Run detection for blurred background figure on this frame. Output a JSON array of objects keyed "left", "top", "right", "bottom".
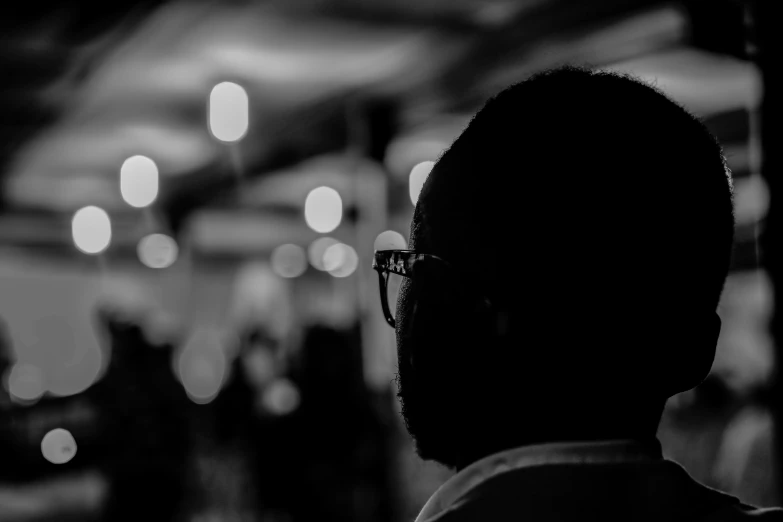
[
  {"left": 284, "top": 323, "right": 396, "bottom": 522},
  {"left": 89, "top": 303, "right": 191, "bottom": 522},
  {"left": 0, "top": 0, "right": 780, "bottom": 520},
  {"left": 208, "top": 326, "right": 293, "bottom": 522}
]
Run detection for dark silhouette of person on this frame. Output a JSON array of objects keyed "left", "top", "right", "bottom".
[
  {"left": 375, "top": 67, "right": 783, "bottom": 521},
  {"left": 283, "top": 324, "right": 396, "bottom": 522},
  {"left": 88, "top": 305, "right": 191, "bottom": 522},
  {"left": 209, "top": 327, "right": 290, "bottom": 520}
]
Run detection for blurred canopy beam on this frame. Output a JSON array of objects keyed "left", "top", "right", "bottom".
[
  {"left": 0, "top": 0, "right": 166, "bottom": 210},
  {"left": 0, "top": 0, "right": 767, "bottom": 261},
  {"left": 443, "top": 0, "right": 676, "bottom": 109}
]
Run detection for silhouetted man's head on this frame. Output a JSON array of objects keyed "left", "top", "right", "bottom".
[{"left": 395, "top": 66, "right": 734, "bottom": 470}]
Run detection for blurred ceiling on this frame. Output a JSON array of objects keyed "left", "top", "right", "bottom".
[{"left": 0, "top": 0, "right": 758, "bottom": 259}]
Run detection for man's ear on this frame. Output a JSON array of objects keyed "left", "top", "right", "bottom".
[{"left": 665, "top": 311, "right": 721, "bottom": 396}]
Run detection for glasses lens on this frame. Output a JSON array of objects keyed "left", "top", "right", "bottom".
[{"left": 385, "top": 271, "right": 404, "bottom": 323}]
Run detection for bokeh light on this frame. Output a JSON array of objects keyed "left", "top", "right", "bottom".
[
  {"left": 325, "top": 243, "right": 359, "bottom": 278},
  {"left": 322, "top": 242, "right": 347, "bottom": 272},
  {"left": 177, "top": 329, "right": 227, "bottom": 404},
  {"left": 120, "top": 155, "right": 159, "bottom": 208},
  {"left": 270, "top": 244, "right": 308, "bottom": 278},
  {"left": 41, "top": 428, "right": 77, "bottom": 464},
  {"left": 308, "top": 237, "right": 339, "bottom": 271},
  {"left": 409, "top": 161, "right": 434, "bottom": 205},
  {"left": 304, "top": 186, "right": 342, "bottom": 233},
  {"left": 262, "top": 378, "right": 300, "bottom": 415},
  {"left": 72, "top": 206, "right": 112, "bottom": 254},
  {"left": 137, "top": 233, "right": 178, "bottom": 269},
  {"left": 374, "top": 230, "right": 407, "bottom": 251},
  {"left": 734, "top": 174, "right": 770, "bottom": 225},
  {"left": 8, "top": 363, "right": 45, "bottom": 401},
  {"left": 209, "top": 82, "right": 249, "bottom": 142},
  {"left": 243, "top": 348, "right": 277, "bottom": 389}
]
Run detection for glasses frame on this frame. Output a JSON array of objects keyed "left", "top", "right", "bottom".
[{"left": 372, "top": 249, "right": 492, "bottom": 328}]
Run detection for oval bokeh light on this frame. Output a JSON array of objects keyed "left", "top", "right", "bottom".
[
  {"left": 304, "top": 187, "right": 342, "bottom": 233},
  {"left": 120, "top": 155, "right": 159, "bottom": 208},
  {"left": 137, "top": 233, "right": 178, "bottom": 269},
  {"left": 262, "top": 378, "right": 300, "bottom": 415},
  {"left": 209, "top": 82, "right": 249, "bottom": 142},
  {"left": 177, "top": 330, "right": 227, "bottom": 405},
  {"left": 72, "top": 206, "right": 111, "bottom": 255}
]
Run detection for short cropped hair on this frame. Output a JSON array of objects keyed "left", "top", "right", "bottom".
[
  {"left": 410, "top": 67, "right": 734, "bottom": 408},
  {"left": 416, "top": 66, "right": 734, "bottom": 326}
]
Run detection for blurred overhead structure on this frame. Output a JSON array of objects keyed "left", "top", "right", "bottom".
[{"left": 0, "top": 0, "right": 761, "bottom": 260}]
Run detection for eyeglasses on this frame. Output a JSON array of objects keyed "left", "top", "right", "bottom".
[
  {"left": 372, "top": 250, "right": 440, "bottom": 328},
  {"left": 372, "top": 249, "right": 492, "bottom": 328}
]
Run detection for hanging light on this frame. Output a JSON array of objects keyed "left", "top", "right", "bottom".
[
  {"left": 72, "top": 206, "right": 111, "bottom": 255},
  {"left": 120, "top": 155, "right": 159, "bottom": 208},
  {"left": 209, "top": 82, "right": 249, "bottom": 142},
  {"left": 304, "top": 186, "right": 342, "bottom": 233}
]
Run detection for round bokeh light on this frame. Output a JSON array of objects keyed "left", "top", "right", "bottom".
[
  {"left": 271, "top": 244, "right": 307, "bottom": 278},
  {"left": 137, "top": 233, "right": 178, "bottom": 269}
]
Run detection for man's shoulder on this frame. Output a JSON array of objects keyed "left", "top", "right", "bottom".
[
  {"left": 424, "top": 502, "right": 783, "bottom": 522},
  {"left": 706, "top": 506, "right": 783, "bottom": 522},
  {"left": 419, "top": 459, "right": 783, "bottom": 522}
]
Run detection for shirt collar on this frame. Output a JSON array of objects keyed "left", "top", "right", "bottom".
[{"left": 414, "top": 439, "right": 662, "bottom": 522}]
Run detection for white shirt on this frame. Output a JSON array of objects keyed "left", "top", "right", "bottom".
[{"left": 415, "top": 439, "right": 662, "bottom": 522}]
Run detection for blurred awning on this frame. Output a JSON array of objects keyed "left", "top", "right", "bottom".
[{"left": 0, "top": 0, "right": 762, "bottom": 257}]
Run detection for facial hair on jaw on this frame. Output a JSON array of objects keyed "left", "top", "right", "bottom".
[{"left": 396, "top": 329, "right": 462, "bottom": 467}]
